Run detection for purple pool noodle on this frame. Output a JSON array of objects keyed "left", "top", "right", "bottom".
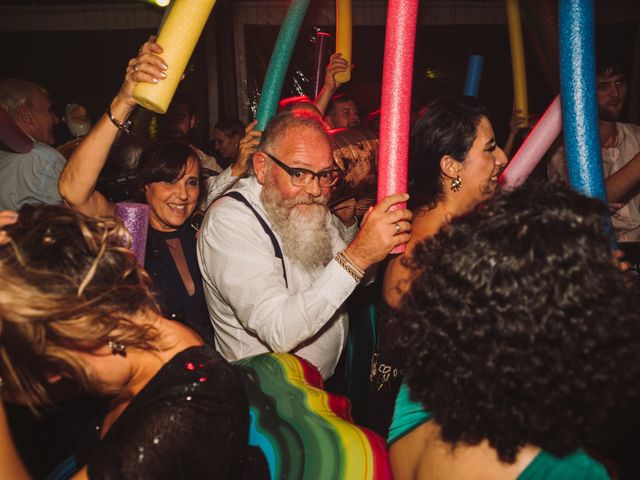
[
  {"left": 310, "top": 32, "right": 330, "bottom": 100},
  {"left": 115, "top": 202, "right": 150, "bottom": 265},
  {"left": 558, "top": 0, "right": 606, "bottom": 203},
  {"left": 499, "top": 95, "right": 562, "bottom": 189},
  {"left": 463, "top": 54, "right": 484, "bottom": 97}
]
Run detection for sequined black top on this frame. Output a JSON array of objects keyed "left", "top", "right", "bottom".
[{"left": 76, "top": 346, "right": 267, "bottom": 479}]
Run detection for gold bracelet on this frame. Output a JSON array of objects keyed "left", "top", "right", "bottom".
[{"left": 335, "top": 250, "right": 365, "bottom": 282}]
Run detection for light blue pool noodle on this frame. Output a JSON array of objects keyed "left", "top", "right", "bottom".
[
  {"left": 463, "top": 54, "right": 484, "bottom": 97},
  {"left": 558, "top": 0, "right": 606, "bottom": 202},
  {"left": 559, "top": 0, "right": 615, "bottom": 243},
  {"left": 256, "top": 0, "right": 311, "bottom": 130}
]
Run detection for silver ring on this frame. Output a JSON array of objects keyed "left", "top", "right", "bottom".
[
  {"left": 395, "top": 223, "right": 401, "bottom": 233},
  {"left": 133, "top": 64, "right": 139, "bottom": 72}
]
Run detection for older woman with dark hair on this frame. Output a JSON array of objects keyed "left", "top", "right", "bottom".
[
  {"left": 58, "top": 40, "right": 250, "bottom": 344},
  {"left": 388, "top": 181, "right": 640, "bottom": 479},
  {"left": 0, "top": 205, "right": 266, "bottom": 479}
]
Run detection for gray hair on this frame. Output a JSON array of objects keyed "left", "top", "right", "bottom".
[
  {"left": 258, "top": 110, "right": 330, "bottom": 155},
  {"left": 0, "top": 79, "right": 45, "bottom": 119}
]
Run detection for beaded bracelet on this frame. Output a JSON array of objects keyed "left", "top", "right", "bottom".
[
  {"left": 335, "top": 250, "right": 365, "bottom": 283},
  {"left": 106, "top": 106, "right": 133, "bottom": 134}
]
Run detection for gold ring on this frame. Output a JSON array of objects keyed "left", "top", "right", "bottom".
[{"left": 395, "top": 223, "right": 401, "bottom": 233}]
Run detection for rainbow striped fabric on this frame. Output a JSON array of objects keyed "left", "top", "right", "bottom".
[{"left": 234, "top": 353, "right": 391, "bottom": 479}]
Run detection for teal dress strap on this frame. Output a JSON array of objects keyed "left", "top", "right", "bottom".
[
  {"left": 387, "top": 381, "right": 432, "bottom": 446},
  {"left": 519, "top": 450, "right": 610, "bottom": 480},
  {"left": 388, "top": 384, "right": 609, "bottom": 480}
]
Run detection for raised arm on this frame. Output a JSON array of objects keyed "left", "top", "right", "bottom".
[
  {"left": 502, "top": 108, "right": 528, "bottom": 158},
  {"left": 314, "top": 53, "right": 349, "bottom": 116},
  {"left": 231, "top": 120, "right": 261, "bottom": 178},
  {"left": 58, "top": 39, "right": 167, "bottom": 217}
]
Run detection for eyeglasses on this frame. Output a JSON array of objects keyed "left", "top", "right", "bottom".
[{"left": 262, "top": 151, "right": 341, "bottom": 187}]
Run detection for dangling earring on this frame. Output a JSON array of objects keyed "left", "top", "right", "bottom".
[
  {"left": 108, "top": 340, "right": 127, "bottom": 357},
  {"left": 450, "top": 175, "right": 462, "bottom": 192}
]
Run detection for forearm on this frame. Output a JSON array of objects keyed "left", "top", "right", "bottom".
[
  {"left": 314, "top": 85, "right": 336, "bottom": 117},
  {"left": 605, "top": 151, "right": 640, "bottom": 203},
  {"left": 0, "top": 402, "right": 32, "bottom": 480},
  {"left": 58, "top": 96, "right": 133, "bottom": 215},
  {"left": 200, "top": 168, "right": 239, "bottom": 210},
  {"left": 502, "top": 131, "right": 518, "bottom": 158}
]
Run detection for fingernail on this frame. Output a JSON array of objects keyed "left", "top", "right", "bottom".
[
  {"left": 161, "top": 63, "right": 168, "bottom": 70},
  {"left": 152, "top": 78, "right": 159, "bottom": 83},
  {"left": 160, "top": 71, "right": 167, "bottom": 78}
]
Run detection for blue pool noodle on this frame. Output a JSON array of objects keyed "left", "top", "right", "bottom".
[{"left": 463, "top": 54, "right": 484, "bottom": 97}]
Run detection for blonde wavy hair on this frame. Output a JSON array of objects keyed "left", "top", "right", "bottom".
[{"left": 0, "top": 205, "right": 160, "bottom": 408}]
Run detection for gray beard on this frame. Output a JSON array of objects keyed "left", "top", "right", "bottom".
[{"left": 261, "top": 178, "right": 334, "bottom": 272}]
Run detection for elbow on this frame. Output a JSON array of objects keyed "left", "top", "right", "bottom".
[
  {"left": 259, "top": 333, "right": 296, "bottom": 354},
  {"left": 58, "top": 173, "right": 75, "bottom": 206},
  {"left": 58, "top": 174, "right": 90, "bottom": 211},
  {"left": 255, "top": 327, "right": 300, "bottom": 354},
  {"left": 268, "top": 343, "right": 291, "bottom": 354}
]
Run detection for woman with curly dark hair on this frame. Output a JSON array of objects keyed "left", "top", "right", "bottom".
[{"left": 388, "top": 181, "right": 640, "bottom": 479}]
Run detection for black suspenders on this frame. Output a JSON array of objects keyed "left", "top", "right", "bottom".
[{"left": 224, "top": 191, "right": 288, "bottom": 288}]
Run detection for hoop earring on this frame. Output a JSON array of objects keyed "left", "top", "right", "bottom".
[{"left": 450, "top": 175, "right": 462, "bottom": 192}]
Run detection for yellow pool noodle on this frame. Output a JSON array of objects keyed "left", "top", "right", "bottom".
[
  {"left": 505, "top": 0, "right": 528, "bottom": 127},
  {"left": 335, "top": 0, "right": 352, "bottom": 84},
  {"left": 133, "top": 0, "right": 217, "bottom": 114}
]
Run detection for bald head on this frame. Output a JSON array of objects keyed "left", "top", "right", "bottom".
[
  {"left": 278, "top": 96, "right": 322, "bottom": 116},
  {"left": 259, "top": 110, "right": 330, "bottom": 155}
]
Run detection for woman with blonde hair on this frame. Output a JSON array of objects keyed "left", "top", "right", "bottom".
[{"left": 0, "top": 206, "right": 265, "bottom": 479}]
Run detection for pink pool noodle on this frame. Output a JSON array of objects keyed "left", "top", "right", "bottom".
[
  {"left": 115, "top": 202, "right": 150, "bottom": 265},
  {"left": 377, "top": 0, "right": 419, "bottom": 253},
  {"left": 310, "top": 32, "right": 330, "bottom": 99},
  {"left": 499, "top": 95, "right": 562, "bottom": 190}
]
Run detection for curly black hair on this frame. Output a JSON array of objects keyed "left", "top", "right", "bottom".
[
  {"left": 397, "top": 180, "right": 640, "bottom": 463},
  {"left": 408, "top": 97, "right": 486, "bottom": 210}
]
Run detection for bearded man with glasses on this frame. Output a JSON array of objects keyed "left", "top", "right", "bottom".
[{"left": 197, "top": 110, "right": 411, "bottom": 380}]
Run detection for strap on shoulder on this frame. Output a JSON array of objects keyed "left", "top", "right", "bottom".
[{"left": 225, "top": 191, "right": 288, "bottom": 288}]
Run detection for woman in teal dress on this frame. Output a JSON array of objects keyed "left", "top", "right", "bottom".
[
  {"left": 387, "top": 181, "right": 640, "bottom": 479},
  {"left": 346, "top": 97, "right": 508, "bottom": 434}
]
